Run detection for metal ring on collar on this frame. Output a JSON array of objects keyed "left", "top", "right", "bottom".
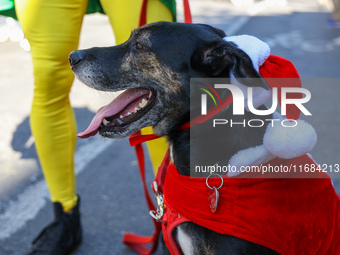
[{"left": 206, "top": 173, "right": 223, "bottom": 190}]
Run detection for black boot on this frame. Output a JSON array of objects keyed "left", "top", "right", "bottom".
[{"left": 26, "top": 196, "right": 82, "bottom": 255}]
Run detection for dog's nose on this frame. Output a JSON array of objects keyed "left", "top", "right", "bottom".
[{"left": 69, "top": 50, "right": 85, "bottom": 66}]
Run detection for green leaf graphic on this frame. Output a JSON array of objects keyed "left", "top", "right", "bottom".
[{"left": 200, "top": 88, "right": 217, "bottom": 106}]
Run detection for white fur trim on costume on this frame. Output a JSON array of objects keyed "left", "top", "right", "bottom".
[
  {"left": 228, "top": 145, "right": 275, "bottom": 177},
  {"left": 223, "top": 35, "right": 271, "bottom": 71},
  {"left": 263, "top": 119, "right": 317, "bottom": 159}
]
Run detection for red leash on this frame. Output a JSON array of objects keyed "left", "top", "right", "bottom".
[{"left": 122, "top": 132, "right": 162, "bottom": 255}]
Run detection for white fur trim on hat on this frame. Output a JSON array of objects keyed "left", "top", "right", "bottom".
[
  {"left": 223, "top": 35, "right": 272, "bottom": 109},
  {"left": 223, "top": 35, "right": 271, "bottom": 71}
]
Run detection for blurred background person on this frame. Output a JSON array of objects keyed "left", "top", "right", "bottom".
[{"left": 329, "top": 0, "right": 340, "bottom": 27}]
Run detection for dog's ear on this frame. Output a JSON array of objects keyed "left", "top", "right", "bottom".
[{"left": 191, "top": 40, "right": 268, "bottom": 89}]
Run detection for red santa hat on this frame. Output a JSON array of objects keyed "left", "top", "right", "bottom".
[
  {"left": 223, "top": 35, "right": 317, "bottom": 175},
  {"left": 224, "top": 35, "right": 302, "bottom": 120}
]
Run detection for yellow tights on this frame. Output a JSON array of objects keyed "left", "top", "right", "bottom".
[{"left": 15, "top": 0, "right": 170, "bottom": 211}]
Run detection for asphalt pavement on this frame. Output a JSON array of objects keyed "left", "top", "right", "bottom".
[{"left": 0, "top": 0, "right": 339, "bottom": 254}]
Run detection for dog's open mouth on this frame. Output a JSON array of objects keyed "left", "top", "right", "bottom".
[{"left": 78, "top": 88, "right": 156, "bottom": 138}]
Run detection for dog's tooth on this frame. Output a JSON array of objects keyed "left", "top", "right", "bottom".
[
  {"left": 128, "top": 112, "right": 131, "bottom": 115},
  {"left": 134, "top": 107, "right": 139, "bottom": 113},
  {"left": 141, "top": 98, "right": 148, "bottom": 108},
  {"left": 102, "top": 118, "right": 110, "bottom": 126},
  {"left": 120, "top": 115, "right": 124, "bottom": 119},
  {"left": 139, "top": 103, "right": 143, "bottom": 108}
]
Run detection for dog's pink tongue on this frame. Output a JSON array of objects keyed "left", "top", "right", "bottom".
[
  {"left": 77, "top": 89, "right": 150, "bottom": 138},
  {"left": 77, "top": 106, "right": 107, "bottom": 138}
]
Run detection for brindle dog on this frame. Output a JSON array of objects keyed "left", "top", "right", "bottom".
[{"left": 70, "top": 22, "right": 278, "bottom": 255}]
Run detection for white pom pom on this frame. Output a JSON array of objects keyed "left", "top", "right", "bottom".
[{"left": 263, "top": 119, "right": 317, "bottom": 159}]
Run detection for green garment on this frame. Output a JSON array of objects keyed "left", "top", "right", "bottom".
[
  {"left": 160, "top": 0, "right": 176, "bottom": 21},
  {"left": 0, "top": 0, "right": 16, "bottom": 19}
]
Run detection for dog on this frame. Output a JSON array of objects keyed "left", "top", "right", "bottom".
[{"left": 70, "top": 22, "right": 339, "bottom": 255}]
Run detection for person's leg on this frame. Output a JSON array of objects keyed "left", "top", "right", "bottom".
[
  {"left": 15, "top": 0, "right": 87, "bottom": 253},
  {"left": 99, "top": 0, "right": 142, "bottom": 45},
  {"left": 332, "top": 0, "right": 340, "bottom": 20},
  {"left": 100, "top": 0, "right": 173, "bottom": 45},
  {"left": 100, "top": 0, "right": 172, "bottom": 172},
  {"left": 145, "top": 0, "right": 173, "bottom": 24},
  {"left": 15, "top": 0, "right": 87, "bottom": 212}
]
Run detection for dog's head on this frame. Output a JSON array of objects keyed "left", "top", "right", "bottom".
[{"left": 70, "top": 21, "right": 267, "bottom": 139}]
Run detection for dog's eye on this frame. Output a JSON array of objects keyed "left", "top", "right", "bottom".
[{"left": 134, "top": 42, "right": 146, "bottom": 51}]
